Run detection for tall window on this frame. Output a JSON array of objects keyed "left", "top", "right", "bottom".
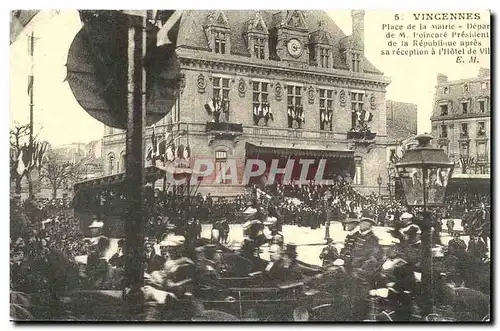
[
  {"left": 319, "top": 47, "right": 330, "bottom": 68},
  {"left": 214, "top": 31, "right": 227, "bottom": 54},
  {"left": 352, "top": 53, "right": 361, "bottom": 72},
  {"left": 120, "top": 152, "right": 126, "bottom": 172},
  {"left": 461, "top": 101, "right": 468, "bottom": 114},
  {"left": 440, "top": 104, "right": 448, "bottom": 116},
  {"left": 440, "top": 125, "right": 448, "bottom": 138},
  {"left": 215, "top": 151, "right": 229, "bottom": 184},
  {"left": 253, "top": 81, "right": 269, "bottom": 125},
  {"left": 254, "top": 37, "right": 265, "bottom": 59},
  {"left": 319, "top": 88, "right": 334, "bottom": 131},
  {"left": 287, "top": 85, "right": 303, "bottom": 128},
  {"left": 108, "top": 153, "right": 115, "bottom": 175},
  {"left": 461, "top": 123, "right": 468, "bottom": 137},
  {"left": 479, "top": 100, "right": 486, "bottom": 113},
  {"left": 351, "top": 92, "right": 364, "bottom": 128},
  {"left": 353, "top": 158, "right": 363, "bottom": 185},
  {"left": 460, "top": 143, "right": 469, "bottom": 157},
  {"left": 478, "top": 122, "right": 486, "bottom": 136},
  {"left": 213, "top": 77, "right": 230, "bottom": 122}
]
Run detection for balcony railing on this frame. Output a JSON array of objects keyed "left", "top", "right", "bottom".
[
  {"left": 205, "top": 122, "right": 243, "bottom": 133},
  {"left": 347, "top": 131, "right": 377, "bottom": 140}
]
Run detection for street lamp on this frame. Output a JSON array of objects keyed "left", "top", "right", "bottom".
[{"left": 395, "top": 133, "right": 454, "bottom": 316}]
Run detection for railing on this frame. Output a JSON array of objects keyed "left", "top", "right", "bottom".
[
  {"left": 205, "top": 122, "right": 243, "bottom": 133},
  {"left": 346, "top": 131, "right": 377, "bottom": 140}
]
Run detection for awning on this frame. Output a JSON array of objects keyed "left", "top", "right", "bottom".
[
  {"left": 74, "top": 166, "right": 166, "bottom": 191},
  {"left": 245, "top": 142, "right": 354, "bottom": 159}
]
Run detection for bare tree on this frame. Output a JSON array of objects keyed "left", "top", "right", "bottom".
[
  {"left": 40, "top": 149, "right": 87, "bottom": 199},
  {"left": 9, "top": 124, "right": 30, "bottom": 194}
]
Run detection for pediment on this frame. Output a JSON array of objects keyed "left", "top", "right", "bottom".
[
  {"left": 284, "top": 10, "right": 307, "bottom": 29},
  {"left": 247, "top": 12, "right": 269, "bottom": 34},
  {"left": 207, "top": 10, "right": 229, "bottom": 28}
]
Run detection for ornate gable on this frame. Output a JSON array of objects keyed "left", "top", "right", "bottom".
[
  {"left": 207, "top": 10, "right": 229, "bottom": 28},
  {"left": 284, "top": 10, "right": 307, "bottom": 30},
  {"left": 309, "top": 20, "right": 332, "bottom": 45},
  {"left": 204, "top": 10, "right": 231, "bottom": 54},
  {"left": 247, "top": 12, "right": 269, "bottom": 34}
]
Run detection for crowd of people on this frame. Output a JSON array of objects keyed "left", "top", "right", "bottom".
[{"left": 9, "top": 175, "right": 491, "bottom": 321}]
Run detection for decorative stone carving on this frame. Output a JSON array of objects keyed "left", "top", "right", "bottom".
[
  {"left": 197, "top": 74, "right": 207, "bottom": 93},
  {"left": 339, "top": 89, "right": 346, "bottom": 107},
  {"left": 307, "top": 86, "right": 315, "bottom": 104},
  {"left": 370, "top": 94, "right": 376, "bottom": 110},
  {"left": 238, "top": 78, "right": 246, "bottom": 97},
  {"left": 274, "top": 82, "right": 283, "bottom": 101}
]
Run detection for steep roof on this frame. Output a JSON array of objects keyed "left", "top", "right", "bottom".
[{"left": 177, "top": 10, "right": 382, "bottom": 74}]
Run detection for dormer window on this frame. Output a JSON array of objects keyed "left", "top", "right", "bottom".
[
  {"left": 319, "top": 48, "right": 330, "bottom": 68},
  {"left": 245, "top": 12, "right": 269, "bottom": 60},
  {"left": 214, "top": 31, "right": 227, "bottom": 54},
  {"left": 254, "top": 37, "right": 265, "bottom": 59},
  {"left": 443, "top": 87, "right": 449, "bottom": 94},
  {"left": 205, "top": 11, "right": 231, "bottom": 55},
  {"left": 309, "top": 21, "right": 333, "bottom": 68}
]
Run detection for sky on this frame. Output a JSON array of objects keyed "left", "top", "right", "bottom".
[{"left": 9, "top": 10, "right": 490, "bottom": 146}]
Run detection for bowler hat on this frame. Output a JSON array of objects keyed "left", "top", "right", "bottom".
[
  {"left": 359, "top": 210, "right": 376, "bottom": 224},
  {"left": 326, "top": 238, "right": 333, "bottom": 244},
  {"left": 284, "top": 243, "right": 298, "bottom": 257},
  {"left": 343, "top": 212, "right": 360, "bottom": 224}
]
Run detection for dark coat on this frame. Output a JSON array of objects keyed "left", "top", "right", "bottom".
[
  {"left": 319, "top": 245, "right": 339, "bottom": 267},
  {"left": 144, "top": 253, "right": 165, "bottom": 274},
  {"left": 350, "top": 231, "right": 384, "bottom": 281},
  {"left": 340, "top": 231, "right": 362, "bottom": 265}
]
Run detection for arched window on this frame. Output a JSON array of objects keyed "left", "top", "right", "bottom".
[
  {"left": 108, "top": 152, "right": 116, "bottom": 175},
  {"left": 215, "top": 150, "right": 228, "bottom": 184},
  {"left": 120, "top": 152, "right": 126, "bottom": 172}
]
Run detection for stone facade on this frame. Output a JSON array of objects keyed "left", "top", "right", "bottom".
[
  {"left": 430, "top": 68, "right": 490, "bottom": 173},
  {"left": 101, "top": 10, "right": 391, "bottom": 197}
]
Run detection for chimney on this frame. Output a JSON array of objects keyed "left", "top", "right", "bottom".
[
  {"left": 478, "top": 67, "right": 490, "bottom": 78},
  {"left": 437, "top": 73, "right": 448, "bottom": 84},
  {"left": 351, "top": 10, "right": 365, "bottom": 48}
]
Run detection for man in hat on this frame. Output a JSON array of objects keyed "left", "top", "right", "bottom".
[
  {"left": 447, "top": 232, "right": 467, "bottom": 286},
  {"left": 146, "top": 235, "right": 195, "bottom": 298},
  {"left": 350, "top": 211, "right": 384, "bottom": 283},
  {"left": 337, "top": 212, "right": 361, "bottom": 271},
  {"left": 265, "top": 243, "right": 303, "bottom": 282},
  {"left": 319, "top": 238, "right": 339, "bottom": 268}
]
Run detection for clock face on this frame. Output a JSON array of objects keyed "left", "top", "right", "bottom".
[{"left": 287, "top": 38, "right": 303, "bottom": 58}]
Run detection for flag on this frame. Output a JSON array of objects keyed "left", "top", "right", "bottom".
[
  {"left": 205, "top": 99, "right": 215, "bottom": 115},
  {"left": 253, "top": 105, "right": 258, "bottom": 115},
  {"left": 156, "top": 10, "right": 183, "bottom": 47},
  {"left": 27, "top": 34, "right": 35, "bottom": 57},
  {"left": 183, "top": 146, "right": 191, "bottom": 160},
  {"left": 357, "top": 109, "right": 373, "bottom": 122},
  {"left": 27, "top": 75, "right": 34, "bottom": 97}
]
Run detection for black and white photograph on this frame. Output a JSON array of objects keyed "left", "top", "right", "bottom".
[{"left": 9, "top": 9, "right": 491, "bottom": 322}]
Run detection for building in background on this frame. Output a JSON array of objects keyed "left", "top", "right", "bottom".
[
  {"left": 430, "top": 68, "right": 490, "bottom": 175},
  {"left": 101, "top": 10, "right": 391, "bottom": 197},
  {"left": 385, "top": 100, "right": 418, "bottom": 197}
]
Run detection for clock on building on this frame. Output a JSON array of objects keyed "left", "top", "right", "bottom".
[{"left": 287, "top": 38, "right": 303, "bottom": 58}]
